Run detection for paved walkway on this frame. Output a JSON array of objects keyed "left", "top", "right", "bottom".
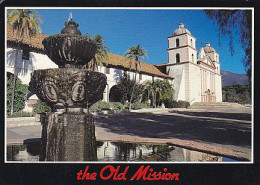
[{"left": 6, "top": 107, "right": 252, "bottom": 161}]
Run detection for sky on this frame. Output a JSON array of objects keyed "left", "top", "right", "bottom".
[{"left": 35, "top": 8, "right": 248, "bottom": 74}]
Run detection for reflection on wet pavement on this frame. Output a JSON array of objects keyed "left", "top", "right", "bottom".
[{"left": 7, "top": 141, "right": 236, "bottom": 162}]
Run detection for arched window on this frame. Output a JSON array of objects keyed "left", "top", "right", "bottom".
[
  {"left": 176, "top": 53, "right": 180, "bottom": 63},
  {"left": 191, "top": 39, "right": 193, "bottom": 47},
  {"left": 192, "top": 54, "right": 194, "bottom": 62},
  {"left": 216, "top": 55, "right": 218, "bottom": 62},
  {"left": 176, "top": 39, "right": 179, "bottom": 47}
]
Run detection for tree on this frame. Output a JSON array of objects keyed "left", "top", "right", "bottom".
[
  {"left": 222, "top": 85, "right": 251, "bottom": 104},
  {"left": 7, "top": 9, "right": 42, "bottom": 114},
  {"left": 204, "top": 10, "right": 252, "bottom": 80},
  {"left": 144, "top": 80, "right": 156, "bottom": 107},
  {"left": 144, "top": 79, "right": 174, "bottom": 107},
  {"left": 87, "top": 34, "right": 109, "bottom": 71},
  {"left": 158, "top": 79, "right": 174, "bottom": 104},
  {"left": 116, "top": 74, "right": 144, "bottom": 104},
  {"left": 124, "top": 45, "right": 147, "bottom": 110}
]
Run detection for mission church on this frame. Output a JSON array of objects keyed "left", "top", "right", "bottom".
[
  {"left": 157, "top": 23, "right": 222, "bottom": 104},
  {"left": 6, "top": 23, "right": 222, "bottom": 112}
]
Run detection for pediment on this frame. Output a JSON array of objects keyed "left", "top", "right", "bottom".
[{"left": 198, "top": 56, "right": 216, "bottom": 69}]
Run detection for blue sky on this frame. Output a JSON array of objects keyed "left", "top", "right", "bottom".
[{"left": 36, "top": 9, "right": 247, "bottom": 74}]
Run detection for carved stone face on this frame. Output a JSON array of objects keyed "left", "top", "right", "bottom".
[
  {"left": 29, "top": 68, "right": 107, "bottom": 111},
  {"left": 71, "top": 82, "right": 86, "bottom": 102}
]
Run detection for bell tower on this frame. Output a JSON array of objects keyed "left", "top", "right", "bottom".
[{"left": 167, "top": 23, "right": 197, "bottom": 64}]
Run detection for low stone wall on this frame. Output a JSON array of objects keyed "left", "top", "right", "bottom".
[{"left": 6, "top": 117, "right": 41, "bottom": 128}]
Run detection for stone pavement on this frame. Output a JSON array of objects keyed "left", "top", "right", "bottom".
[{"left": 6, "top": 107, "right": 252, "bottom": 161}]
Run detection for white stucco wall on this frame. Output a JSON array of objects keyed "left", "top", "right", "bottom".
[
  {"left": 7, "top": 47, "right": 173, "bottom": 111},
  {"left": 188, "top": 35, "right": 196, "bottom": 48},
  {"left": 100, "top": 66, "right": 173, "bottom": 102},
  {"left": 6, "top": 48, "right": 58, "bottom": 85},
  {"left": 214, "top": 61, "right": 220, "bottom": 74},
  {"left": 167, "top": 61, "right": 222, "bottom": 104},
  {"left": 187, "top": 49, "right": 197, "bottom": 64},
  {"left": 6, "top": 47, "right": 58, "bottom": 112},
  {"left": 188, "top": 63, "right": 201, "bottom": 103},
  {"left": 168, "top": 47, "right": 189, "bottom": 64},
  {"left": 167, "top": 64, "right": 187, "bottom": 101},
  {"left": 168, "top": 34, "right": 195, "bottom": 48}
]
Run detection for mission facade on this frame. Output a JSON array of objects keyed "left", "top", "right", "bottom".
[{"left": 158, "top": 23, "right": 222, "bottom": 103}]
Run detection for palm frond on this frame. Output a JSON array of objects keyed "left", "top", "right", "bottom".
[
  {"left": 124, "top": 44, "right": 147, "bottom": 71},
  {"left": 87, "top": 34, "right": 109, "bottom": 71},
  {"left": 7, "top": 9, "right": 43, "bottom": 42}
]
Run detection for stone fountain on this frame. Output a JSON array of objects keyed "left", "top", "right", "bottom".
[{"left": 29, "top": 14, "right": 107, "bottom": 161}]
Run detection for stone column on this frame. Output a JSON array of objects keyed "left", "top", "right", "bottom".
[{"left": 39, "top": 112, "right": 97, "bottom": 161}]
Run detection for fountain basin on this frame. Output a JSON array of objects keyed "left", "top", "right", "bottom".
[
  {"left": 42, "top": 34, "right": 97, "bottom": 67},
  {"left": 29, "top": 68, "right": 107, "bottom": 111}
]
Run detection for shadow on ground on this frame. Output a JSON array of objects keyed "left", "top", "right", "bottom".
[{"left": 96, "top": 112, "right": 251, "bottom": 148}]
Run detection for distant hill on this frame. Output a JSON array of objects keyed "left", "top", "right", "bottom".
[{"left": 221, "top": 70, "right": 249, "bottom": 87}]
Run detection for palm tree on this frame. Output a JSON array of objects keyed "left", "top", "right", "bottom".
[
  {"left": 156, "top": 79, "right": 174, "bottom": 107},
  {"left": 144, "top": 80, "right": 155, "bottom": 107},
  {"left": 124, "top": 45, "right": 147, "bottom": 110},
  {"left": 145, "top": 80, "right": 161, "bottom": 108},
  {"left": 7, "top": 9, "right": 42, "bottom": 114},
  {"left": 145, "top": 79, "right": 174, "bottom": 107},
  {"left": 87, "top": 34, "right": 109, "bottom": 71}
]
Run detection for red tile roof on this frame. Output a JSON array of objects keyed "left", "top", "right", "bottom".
[
  {"left": 105, "top": 53, "right": 173, "bottom": 79},
  {"left": 7, "top": 26, "right": 173, "bottom": 79},
  {"left": 7, "top": 26, "right": 47, "bottom": 50}
]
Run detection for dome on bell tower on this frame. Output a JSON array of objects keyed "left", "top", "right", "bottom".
[
  {"left": 203, "top": 43, "right": 216, "bottom": 53},
  {"left": 173, "top": 23, "right": 191, "bottom": 36}
]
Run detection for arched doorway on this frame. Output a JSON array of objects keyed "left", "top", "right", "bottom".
[{"left": 109, "top": 85, "right": 121, "bottom": 102}]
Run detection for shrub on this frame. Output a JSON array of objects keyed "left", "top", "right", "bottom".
[
  {"left": 33, "top": 99, "right": 51, "bottom": 114},
  {"left": 164, "top": 99, "right": 178, "bottom": 108},
  {"left": 89, "top": 101, "right": 111, "bottom": 112},
  {"left": 7, "top": 111, "right": 36, "bottom": 118},
  {"left": 164, "top": 99, "right": 190, "bottom": 108},
  {"left": 131, "top": 103, "right": 149, "bottom": 110},
  {"left": 7, "top": 74, "right": 28, "bottom": 114},
  {"left": 177, "top": 100, "right": 190, "bottom": 108},
  {"left": 111, "top": 102, "right": 124, "bottom": 110}
]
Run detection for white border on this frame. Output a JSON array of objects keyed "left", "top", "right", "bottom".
[{"left": 4, "top": 7, "right": 254, "bottom": 164}]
